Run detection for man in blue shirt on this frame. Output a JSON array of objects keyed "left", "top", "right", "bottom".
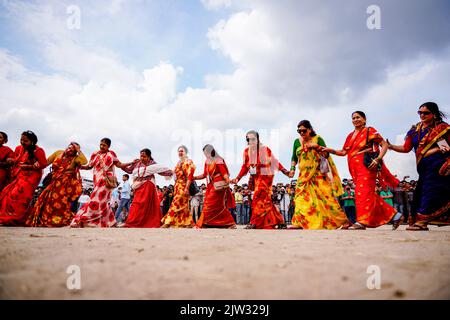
[{"left": 115, "top": 174, "right": 131, "bottom": 223}]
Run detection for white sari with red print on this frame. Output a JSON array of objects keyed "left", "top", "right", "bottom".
[{"left": 70, "top": 150, "right": 118, "bottom": 228}]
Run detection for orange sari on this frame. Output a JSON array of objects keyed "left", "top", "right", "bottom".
[
  {"left": 196, "top": 159, "right": 236, "bottom": 228},
  {"left": 236, "top": 145, "right": 286, "bottom": 229},
  {"left": 343, "top": 127, "right": 399, "bottom": 227},
  {"left": 161, "top": 159, "right": 195, "bottom": 228},
  {"left": 26, "top": 150, "right": 85, "bottom": 227}
]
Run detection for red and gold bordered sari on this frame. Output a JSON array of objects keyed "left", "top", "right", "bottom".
[
  {"left": 404, "top": 122, "right": 450, "bottom": 225},
  {"left": 237, "top": 145, "right": 286, "bottom": 229},
  {"left": 0, "top": 145, "right": 47, "bottom": 226},
  {"left": 343, "top": 127, "right": 399, "bottom": 227},
  {"left": 196, "top": 159, "right": 236, "bottom": 228},
  {"left": 161, "top": 158, "right": 196, "bottom": 228},
  {"left": 70, "top": 150, "right": 118, "bottom": 228},
  {"left": 0, "top": 145, "right": 13, "bottom": 193},
  {"left": 26, "top": 150, "right": 86, "bottom": 227}
]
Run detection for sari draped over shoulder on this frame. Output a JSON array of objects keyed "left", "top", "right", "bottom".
[
  {"left": 70, "top": 150, "right": 118, "bottom": 228},
  {"left": 236, "top": 145, "right": 286, "bottom": 229},
  {"left": 291, "top": 136, "right": 348, "bottom": 229},
  {"left": 0, "top": 145, "right": 47, "bottom": 225},
  {"left": 0, "top": 145, "right": 14, "bottom": 193},
  {"left": 161, "top": 158, "right": 196, "bottom": 228},
  {"left": 343, "top": 127, "right": 399, "bottom": 227},
  {"left": 404, "top": 122, "right": 450, "bottom": 225},
  {"left": 26, "top": 150, "right": 86, "bottom": 227},
  {"left": 196, "top": 158, "right": 236, "bottom": 228},
  {"left": 123, "top": 160, "right": 172, "bottom": 228}
]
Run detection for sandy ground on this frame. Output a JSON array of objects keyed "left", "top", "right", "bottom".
[{"left": 1, "top": 225, "right": 449, "bottom": 300}]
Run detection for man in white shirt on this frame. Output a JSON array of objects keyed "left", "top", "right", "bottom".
[{"left": 115, "top": 174, "right": 131, "bottom": 222}]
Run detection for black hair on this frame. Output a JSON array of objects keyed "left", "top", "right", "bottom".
[
  {"left": 419, "top": 102, "right": 447, "bottom": 122},
  {"left": 352, "top": 111, "right": 367, "bottom": 120},
  {"left": 100, "top": 138, "right": 111, "bottom": 147},
  {"left": 21, "top": 130, "right": 38, "bottom": 161},
  {"left": 140, "top": 148, "right": 154, "bottom": 160},
  {"left": 246, "top": 130, "right": 260, "bottom": 164},
  {"left": 297, "top": 120, "right": 317, "bottom": 137},
  {"left": 0, "top": 131, "right": 8, "bottom": 143},
  {"left": 202, "top": 144, "right": 216, "bottom": 158},
  {"left": 123, "top": 174, "right": 129, "bottom": 179}
]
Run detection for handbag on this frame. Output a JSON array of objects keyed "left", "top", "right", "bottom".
[
  {"left": 189, "top": 180, "right": 200, "bottom": 196},
  {"left": 213, "top": 180, "right": 229, "bottom": 191},
  {"left": 319, "top": 155, "right": 330, "bottom": 174},
  {"left": 105, "top": 175, "right": 119, "bottom": 189},
  {"left": 363, "top": 127, "right": 383, "bottom": 171}
]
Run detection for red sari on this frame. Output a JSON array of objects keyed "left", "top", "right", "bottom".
[
  {"left": 236, "top": 145, "right": 286, "bottom": 229},
  {"left": 343, "top": 127, "right": 399, "bottom": 227},
  {"left": 196, "top": 159, "right": 236, "bottom": 228},
  {"left": 0, "top": 145, "right": 47, "bottom": 226},
  {"left": 0, "top": 145, "right": 13, "bottom": 193},
  {"left": 123, "top": 160, "right": 172, "bottom": 228}
]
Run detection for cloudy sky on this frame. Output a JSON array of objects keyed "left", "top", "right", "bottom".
[{"left": 1, "top": 0, "right": 449, "bottom": 185}]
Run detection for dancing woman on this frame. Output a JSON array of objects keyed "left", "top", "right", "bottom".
[
  {"left": 70, "top": 138, "right": 124, "bottom": 228},
  {"left": 322, "top": 111, "right": 402, "bottom": 230},
  {"left": 194, "top": 144, "right": 236, "bottom": 228},
  {"left": 161, "top": 146, "right": 196, "bottom": 228},
  {"left": 120, "top": 148, "right": 173, "bottom": 228},
  {"left": 231, "top": 130, "right": 290, "bottom": 229},
  {"left": 0, "top": 131, "right": 47, "bottom": 226},
  {"left": 26, "top": 142, "right": 87, "bottom": 227},
  {"left": 289, "top": 120, "right": 349, "bottom": 229},
  {"left": 0, "top": 132, "right": 13, "bottom": 193},
  {"left": 388, "top": 102, "right": 449, "bottom": 230}
]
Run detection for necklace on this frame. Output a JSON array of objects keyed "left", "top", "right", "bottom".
[{"left": 136, "top": 161, "right": 149, "bottom": 178}]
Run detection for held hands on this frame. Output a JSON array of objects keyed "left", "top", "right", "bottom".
[
  {"left": 230, "top": 178, "right": 238, "bottom": 184},
  {"left": 288, "top": 170, "right": 295, "bottom": 179},
  {"left": 386, "top": 139, "right": 393, "bottom": 150}
]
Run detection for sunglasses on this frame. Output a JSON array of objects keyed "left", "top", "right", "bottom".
[
  {"left": 418, "top": 111, "right": 431, "bottom": 116},
  {"left": 246, "top": 137, "right": 257, "bottom": 142},
  {"left": 297, "top": 129, "right": 308, "bottom": 134}
]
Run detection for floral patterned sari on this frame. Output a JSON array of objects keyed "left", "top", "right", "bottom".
[
  {"left": 26, "top": 150, "right": 86, "bottom": 227},
  {"left": 161, "top": 158, "right": 196, "bottom": 228},
  {"left": 292, "top": 135, "right": 348, "bottom": 229},
  {"left": 236, "top": 145, "right": 286, "bottom": 229},
  {"left": 70, "top": 150, "right": 118, "bottom": 228}
]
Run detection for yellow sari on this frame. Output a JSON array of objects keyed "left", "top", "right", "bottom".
[{"left": 292, "top": 135, "right": 348, "bottom": 229}]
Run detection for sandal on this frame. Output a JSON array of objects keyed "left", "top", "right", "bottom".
[
  {"left": 392, "top": 216, "right": 404, "bottom": 230},
  {"left": 406, "top": 224, "right": 429, "bottom": 231},
  {"left": 244, "top": 224, "right": 256, "bottom": 229},
  {"left": 277, "top": 224, "right": 287, "bottom": 229},
  {"left": 348, "top": 222, "right": 366, "bottom": 230}
]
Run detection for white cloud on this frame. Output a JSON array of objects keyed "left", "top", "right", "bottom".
[{"left": 1, "top": 0, "right": 449, "bottom": 186}]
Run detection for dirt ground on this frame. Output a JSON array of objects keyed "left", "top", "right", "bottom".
[{"left": 1, "top": 225, "right": 449, "bottom": 300}]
